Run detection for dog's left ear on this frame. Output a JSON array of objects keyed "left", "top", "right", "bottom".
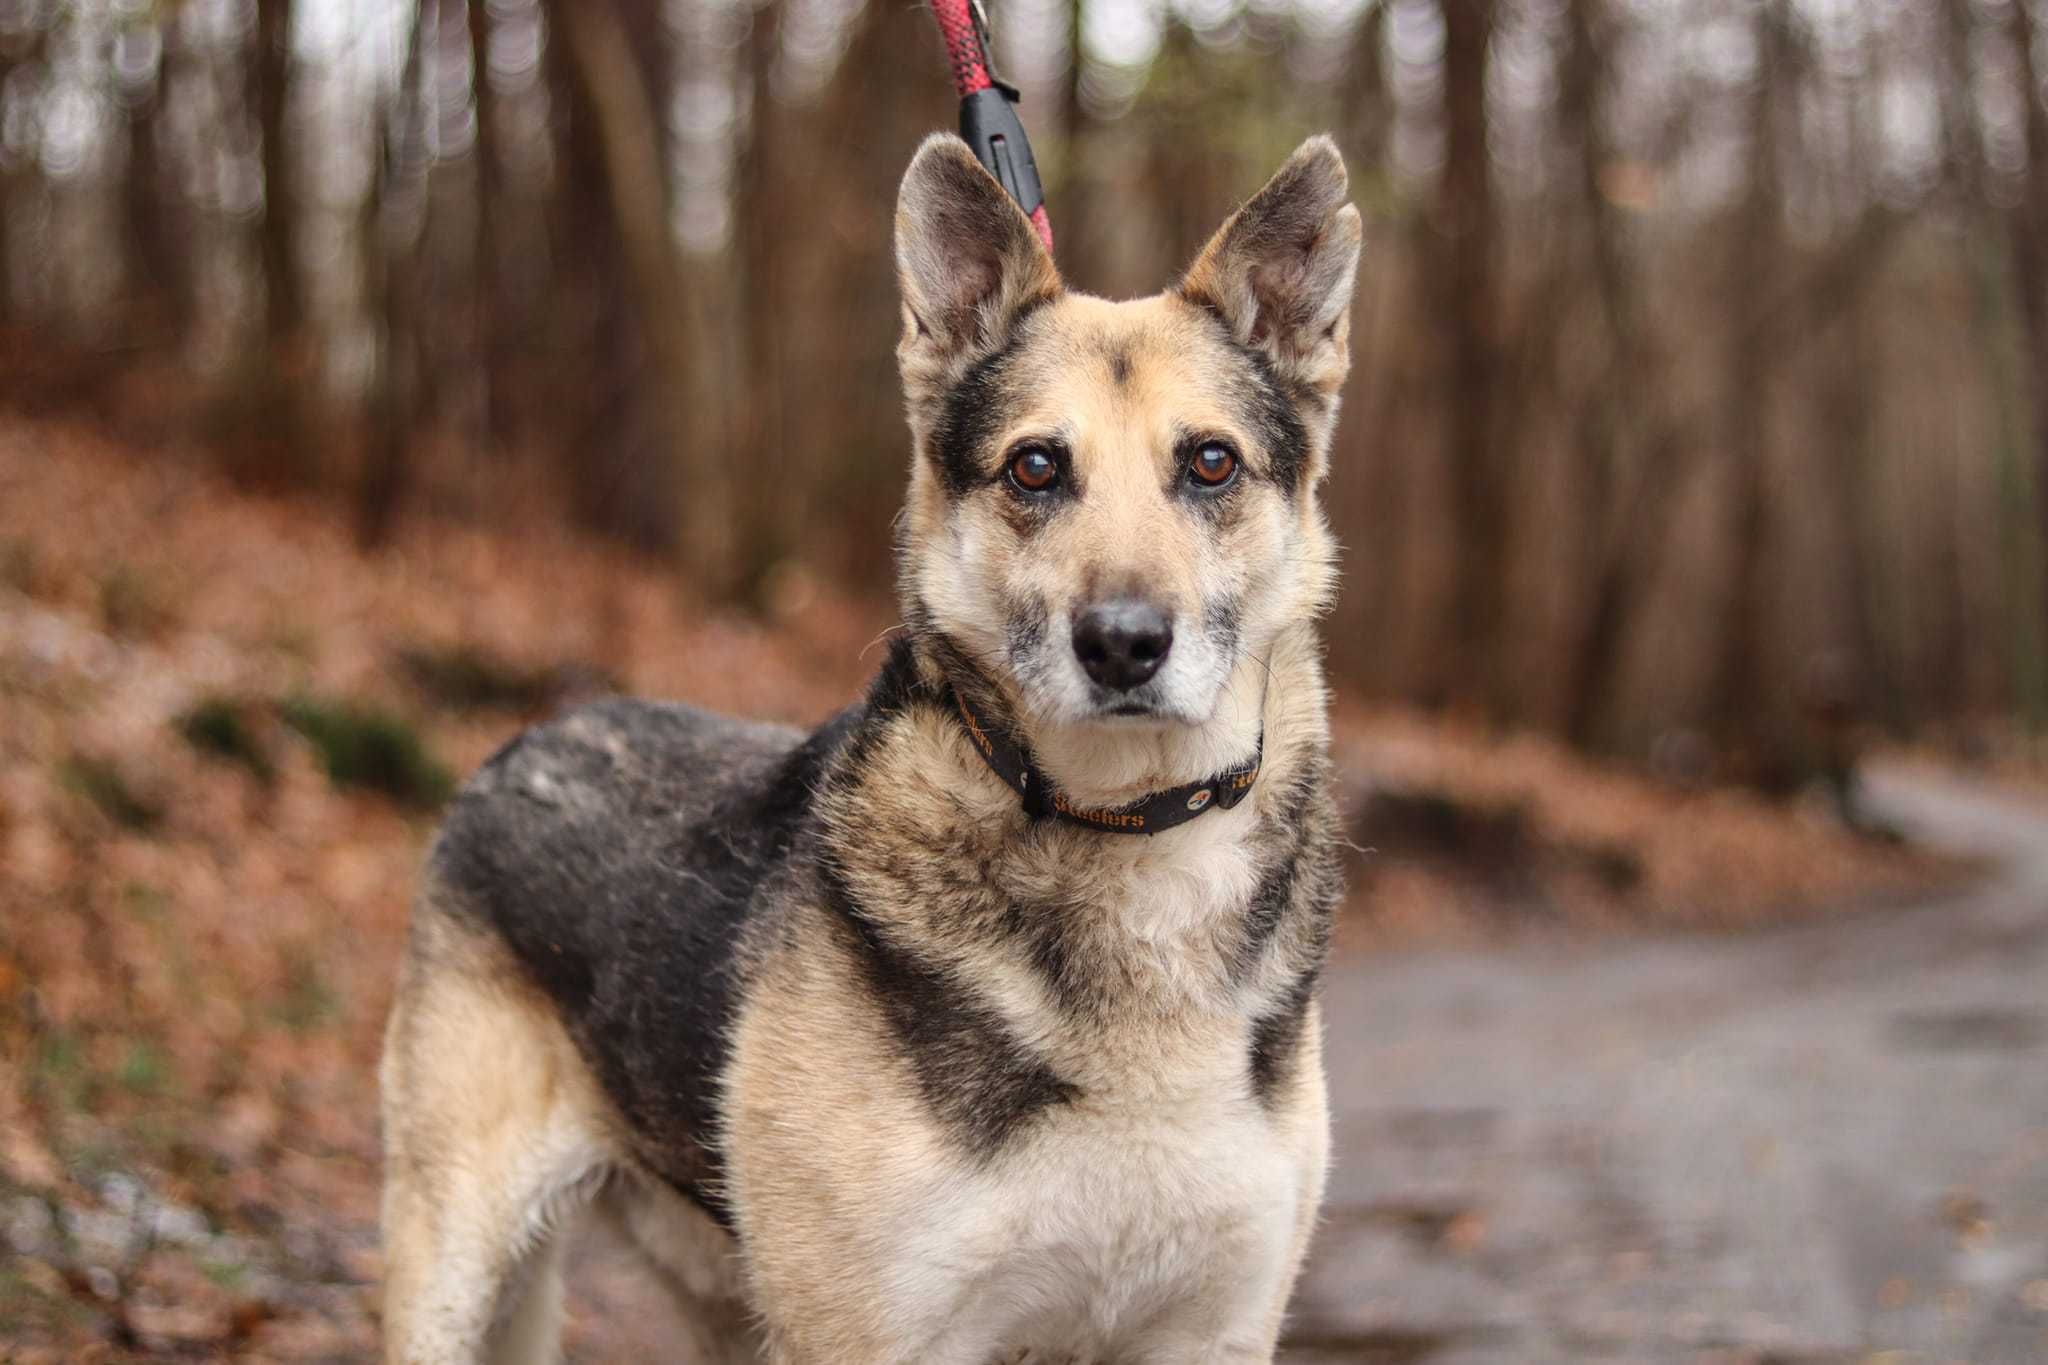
[
  {"left": 895, "top": 134, "right": 1062, "bottom": 383},
  {"left": 1179, "top": 135, "right": 1362, "bottom": 397}
]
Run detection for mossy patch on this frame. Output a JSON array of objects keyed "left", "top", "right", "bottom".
[
  {"left": 116, "top": 1040, "right": 171, "bottom": 1097},
  {"left": 58, "top": 756, "right": 164, "bottom": 832},
  {"left": 280, "top": 696, "right": 453, "bottom": 809},
  {"left": 394, "top": 641, "right": 611, "bottom": 714},
  {"left": 175, "top": 696, "right": 275, "bottom": 781},
  {"left": 270, "top": 950, "right": 339, "bottom": 1035}
]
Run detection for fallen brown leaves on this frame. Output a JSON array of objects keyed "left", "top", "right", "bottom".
[{"left": 1333, "top": 707, "right": 1969, "bottom": 949}]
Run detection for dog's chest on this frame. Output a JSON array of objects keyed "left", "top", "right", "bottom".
[
  {"left": 934, "top": 830, "right": 1297, "bottom": 1338},
  {"left": 909, "top": 1073, "right": 1302, "bottom": 1357}
]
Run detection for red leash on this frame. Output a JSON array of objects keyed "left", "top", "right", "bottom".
[{"left": 927, "top": 0, "right": 1053, "bottom": 253}]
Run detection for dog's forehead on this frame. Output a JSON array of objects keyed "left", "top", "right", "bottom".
[{"left": 1008, "top": 293, "right": 1241, "bottom": 403}]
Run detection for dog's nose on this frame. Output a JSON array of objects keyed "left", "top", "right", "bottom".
[{"left": 1072, "top": 600, "right": 1174, "bottom": 690}]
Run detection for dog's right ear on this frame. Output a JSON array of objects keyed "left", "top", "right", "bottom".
[{"left": 895, "top": 134, "right": 1061, "bottom": 385}]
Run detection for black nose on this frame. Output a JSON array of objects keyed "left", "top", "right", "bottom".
[{"left": 1072, "top": 600, "right": 1174, "bottom": 690}]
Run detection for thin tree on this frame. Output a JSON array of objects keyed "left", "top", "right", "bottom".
[
  {"left": 548, "top": 0, "right": 706, "bottom": 554},
  {"left": 1707, "top": 0, "right": 1792, "bottom": 779},
  {"left": 358, "top": 2, "right": 433, "bottom": 548},
  {"left": 2012, "top": 0, "right": 2048, "bottom": 715},
  {"left": 1433, "top": 0, "right": 1504, "bottom": 713}
]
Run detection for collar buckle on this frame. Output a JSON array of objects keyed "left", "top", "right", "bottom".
[{"left": 1214, "top": 761, "right": 1259, "bottom": 811}]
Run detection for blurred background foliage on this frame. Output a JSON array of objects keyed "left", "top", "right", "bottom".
[{"left": 3, "top": 0, "right": 2046, "bottom": 785}]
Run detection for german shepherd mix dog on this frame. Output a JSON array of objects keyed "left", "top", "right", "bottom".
[{"left": 380, "top": 132, "right": 1361, "bottom": 1364}]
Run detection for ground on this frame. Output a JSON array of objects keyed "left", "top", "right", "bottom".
[
  {"left": 1291, "top": 766, "right": 2048, "bottom": 1363},
  {"left": 0, "top": 416, "right": 2023, "bottom": 1362}
]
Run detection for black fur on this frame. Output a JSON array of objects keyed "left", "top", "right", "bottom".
[
  {"left": 1108, "top": 346, "right": 1133, "bottom": 386},
  {"left": 929, "top": 306, "right": 1047, "bottom": 496},
  {"left": 820, "top": 859, "right": 1079, "bottom": 1156},
  {"left": 831, "top": 634, "right": 927, "bottom": 776},
  {"left": 1202, "top": 595, "right": 1243, "bottom": 662},
  {"left": 431, "top": 699, "right": 830, "bottom": 1227},
  {"left": 1231, "top": 762, "right": 1329, "bottom": 979},
  {"left": 1005, "top": 597, "right": 1050, "bottom": 672},
  {"left": 1236, "top": 841, "right": 1301, "bottom": 986},
  {"left": 932, "top": 345, "right": 1014, "bottom": 495},
  {"left": 1247, "top": 967, "right": 1319, "bottom": 1108},
  {"left": 1229, "top": 340, "right": 1312, "bottom": 493},
  {"left": 1179, "top": 298, "right": 1314, "bottom": 493},
  {"left": 1000, "top": 894, "right": 1093, "bottom": 1017}
]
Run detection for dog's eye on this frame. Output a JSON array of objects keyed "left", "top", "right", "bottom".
[
  {"left": 1187, "top": 442, "right": 1238, "bottom": 489},
  {"left": 1009, "top": 447, "right": 1060, "bottom": 494}
]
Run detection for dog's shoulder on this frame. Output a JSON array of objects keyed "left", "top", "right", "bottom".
[{"left": 418, "top": 696, "right": 851, "bottom": 1217}]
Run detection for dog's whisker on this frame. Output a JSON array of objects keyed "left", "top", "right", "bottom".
[{"left": 859, "top": 622, "right": 908, "bottom": 663}]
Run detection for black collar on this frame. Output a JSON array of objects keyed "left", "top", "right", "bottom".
[{"left": 947, "top": 684, "right": 1261, "bottom": 835}]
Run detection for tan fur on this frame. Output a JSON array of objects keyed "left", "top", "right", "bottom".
[
  {"left": 381, "top": 132, "right": 1361, "bottom": 1364},
  {"left": 381, "top": 908, "right": 750, "bottom": 1364}
]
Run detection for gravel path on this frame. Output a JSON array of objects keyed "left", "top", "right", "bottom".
[{"left": 1287, "top": 765, "right": 2048, "bottom": 1363}]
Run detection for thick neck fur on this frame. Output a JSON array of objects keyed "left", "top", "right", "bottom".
[{"left": 812, "top": 623, "right": 1340, "bottom": 1098}]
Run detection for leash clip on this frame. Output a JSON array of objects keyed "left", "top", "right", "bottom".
[{"left": 958, "top": 4, "right": 1042, "bottom": 218}]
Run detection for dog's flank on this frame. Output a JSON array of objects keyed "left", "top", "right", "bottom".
[{"left": 382, "top": 130, "right": 1360, "bottom": 1365}]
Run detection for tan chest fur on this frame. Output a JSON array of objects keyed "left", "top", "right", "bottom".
[{"left": 728, "top": 932, "right": 1327, "bottom": 1364}]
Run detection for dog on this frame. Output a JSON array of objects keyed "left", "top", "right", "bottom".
[{"left": 379, "top": 130, "right": 1361, "bottom": 1364}]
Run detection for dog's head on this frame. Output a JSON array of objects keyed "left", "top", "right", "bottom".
[{"left": 893, "top": 134, "right": 1359, "bottom": 783}]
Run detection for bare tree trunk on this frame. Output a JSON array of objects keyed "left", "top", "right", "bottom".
[
  {"left": 1932, "top": 0, "right": 2000, "bottom": 718},
  {"left": 468, "top": 0, "right": 512, "bottom": 455},
  {"left": 1707, "top": 1, "right": 1790, "bottom": 781},
  {"left": 1058, "top": 0, "right": 1097, "bottom": 282},
  {"left": 807, "top": 0, "right": 952, "bottom": 580},
  {"left": 728, "top": 0, "right": 790, "bottom": 602},
  {"left": 2013, "top": 0, "right": 2048, "bottom": 716},
  {"left": 1433, "top": 0, "right": 1504, "bottom": 714},
  {"left": 1339, "top": 3, "right": 1389, "bottom": 176},
  {"left": 214, "top": 0, "right": 307, "bottom": 487},
  {"left": 1936, "top": 0, "right": 2043, "bottom": 716},
  {"left": 0, "top": 29, "right": 25, "bottom": 324},
  {"left": 1824, "top": 53, "right": 1899, "bottom": 734},
  {"left": 122, "top": 23, "right": 187, "bottom": 338},
  {"left": 255, "top": 0, "right": 297, "bottom": 337},
  {"left": 547, "top": 0, "right": 707, "bottom": 560},
  {"left": 358, "top": 9, "right": 431, "bottom": 549},
  {"left": 1558, "top": 0, "right": 1641, "bottom": 748}
]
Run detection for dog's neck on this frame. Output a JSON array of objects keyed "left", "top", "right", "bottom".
[
  {"left": 820, "top": 624, "right": 1337, "bottom": 1041},
  {"left": 906, "top": 623, "right": 1317, "bottom": 818}
]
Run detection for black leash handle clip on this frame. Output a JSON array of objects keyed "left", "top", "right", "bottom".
[{"left": 958, "top": 0, "right": 1044, "bottom": 218}]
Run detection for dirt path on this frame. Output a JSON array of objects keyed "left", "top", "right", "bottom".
[{"left": 1288, "top": 765, "right": 2048, "bottom": 1363}]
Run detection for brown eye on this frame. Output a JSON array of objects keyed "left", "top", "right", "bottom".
[
  {"left": 1188, "top": 442, "right": 1238, "bottom": 488},
  {"left": 1009, "top": 446, "right": 1060, "bottom": 493}
]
